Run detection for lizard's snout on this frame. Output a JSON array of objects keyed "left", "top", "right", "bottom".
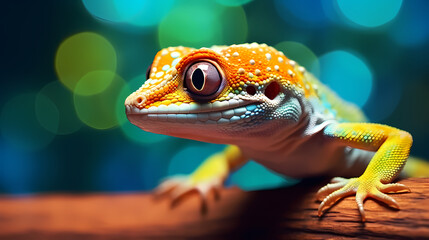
[{"left": 125, "top": 92, "right": 146, "bottom": 109}]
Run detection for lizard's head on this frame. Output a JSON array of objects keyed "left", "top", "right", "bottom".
[{"left": 125, "top": 43, "right": 315, "bottom": 145}]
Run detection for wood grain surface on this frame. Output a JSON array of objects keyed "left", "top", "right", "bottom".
[{"left": 0, "top": 178, "right": 428, "bottom": 239}]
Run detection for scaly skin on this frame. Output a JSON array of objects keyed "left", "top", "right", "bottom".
[{"left": 125, "top": 43, "right": 416, "bottom": 221}]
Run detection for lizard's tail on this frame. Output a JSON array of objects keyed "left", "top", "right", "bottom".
[{"left": 403, "top": 157, "right": 429, "bottom": 177}]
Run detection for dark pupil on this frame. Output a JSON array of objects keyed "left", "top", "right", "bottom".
[{"left": 192, "top": 68, "right": 205, "bottom": 90}]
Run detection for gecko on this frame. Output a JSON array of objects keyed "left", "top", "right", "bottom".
[{"left": 125, "top": 43, "right": 427, "bottom": 221}]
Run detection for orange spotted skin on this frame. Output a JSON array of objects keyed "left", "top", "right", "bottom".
[
  {"left": 125, "top": 43, "right": 316, "bottom": 110},
  {"left": 125, "top": 43, "right": 420, "bottom": 222}
]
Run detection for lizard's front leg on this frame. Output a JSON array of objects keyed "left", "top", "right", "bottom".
[
  {"left": 156, "top": 145, "right": 248, "bottom": 208},
  {"left": 317, "top": 123, "right": 412, "bottom": 221}
]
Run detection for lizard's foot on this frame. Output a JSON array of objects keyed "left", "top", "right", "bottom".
[
  {"left": 316, "top": 176, "right": 410, "bottom": 221},
  {"left": 155, "top": 174, "right": 223, "bottom": 212}
]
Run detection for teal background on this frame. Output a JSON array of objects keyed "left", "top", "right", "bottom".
[{"left": 1, "top": 0, "right": 428, "bottom": 194}]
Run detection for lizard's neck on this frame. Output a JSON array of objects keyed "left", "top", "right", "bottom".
[{"left": 235, "top": 96, "right": 335, "bottom": 156}]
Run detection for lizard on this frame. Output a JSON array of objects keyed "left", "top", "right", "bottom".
[{"left": 124, "top": 43, "right": 428, "bottom": 221}]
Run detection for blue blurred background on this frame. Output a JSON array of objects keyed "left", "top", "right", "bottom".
[{"left": 1, "top": 0, "right": 428, "bottom": 194}]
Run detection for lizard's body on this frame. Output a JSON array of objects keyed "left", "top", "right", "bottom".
[{"left": 125, "top": 43, "right": 425, "bottom": 221}]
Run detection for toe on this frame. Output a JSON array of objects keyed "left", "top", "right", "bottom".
[
  {"left": 378, "top": 183, "right": 411, "bottom": 193},
  {"left": 171, "top": 182, "right": 193, "bottom": 200},
  {"left": 370, "top": 190, "right": 400, "bottom": 209},
  {"left": 317, "top": 181, "right": 348, "bottom": 200},
  {"left": 170, "top": 183, "right": 199, "bottom": 207},
  {"left": 155, "top": 174, "right": 225, "bottom": 213},
  {"left": 155, "top": 176, "right": 187, "bottom": 196},
  {"left": 356, "top": 191, "right": 367, "bottom": 222},
  {"left": 318, "top": 187, "right": 355, "bottom": 217},
  {"left": 331, "top": 177, "right": 347, "bottom": 183}
]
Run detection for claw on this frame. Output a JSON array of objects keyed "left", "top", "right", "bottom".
[{"left": 356, "top": 191, "right": 367, "bottom": 222}]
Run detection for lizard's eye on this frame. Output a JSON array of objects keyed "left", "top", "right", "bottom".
[{"left": 184, "top": 61, "right": 224, "bottom": 102}]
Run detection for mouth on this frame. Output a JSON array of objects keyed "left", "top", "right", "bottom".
[{"left": 126, "top": 98, "right": 261, "bottom": 124}]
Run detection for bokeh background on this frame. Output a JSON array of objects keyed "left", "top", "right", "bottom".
[{"left": 1, "top": 0, "right": 429, "bottom": 195}]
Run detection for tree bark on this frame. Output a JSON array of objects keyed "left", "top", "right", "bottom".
[{"left": 0, "top": 178, "right": 428, "bottom": 239}]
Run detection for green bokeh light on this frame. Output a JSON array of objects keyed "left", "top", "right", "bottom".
[
  {"left": 220, "top": 6, "right": 248, "bottom": 45},
  {"left": 318, "top": 50, "right": 373, "bottom": 107},
  {"left": 75, "top": 70, "right": 115, "bottom": 96},
  {"left": 82, "top": 0, "right": 174, "bottom": 27},
  {"left": 36, "top": 81, "right": 82, "bottom": 135},
  {"left": 216, "top": 0, "right": 253, "bottom": 7},
  {"left": 82, "top": 0, "right": 124, "bottom": 23},
  {"left": 114, "top": 0, "right": 175, "bottom": 27},
  {"left": 55, "top": 32, "right": 117, "bottom": 93},
  {"left": 74, "top": 72, "right": 126, "bottom": 130},
  {"left": 1, "top": 93, "right": 56, "bottom": 151},
  {"left": 275, "top": 41, "right": 320, "bottom": 77},
  {"left": 158, "top": 0, "right": 247, "bottom": 48},
  {"left": 336, "top": 0, "right": 402, "bottom": 28},
  {"left": 35, "top": 93, "right": 59, "bottom": 135},
  {"left": 118, "top": 75, "right": 169, "bottom": 144}
]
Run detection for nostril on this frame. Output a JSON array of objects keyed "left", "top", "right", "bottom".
[
  {"left": 135, "top": 96, "right": 146, "bottom": 106},
  {"left": 246, "top": 85, "right": 256, "bottom": 95},
  {"left": 264, "top": 81, "right": 280, "bottom": 100}
]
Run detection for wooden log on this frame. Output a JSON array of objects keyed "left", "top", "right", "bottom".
[{"left": 0, "top": 178, "right": 428, "bottom": 239}]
